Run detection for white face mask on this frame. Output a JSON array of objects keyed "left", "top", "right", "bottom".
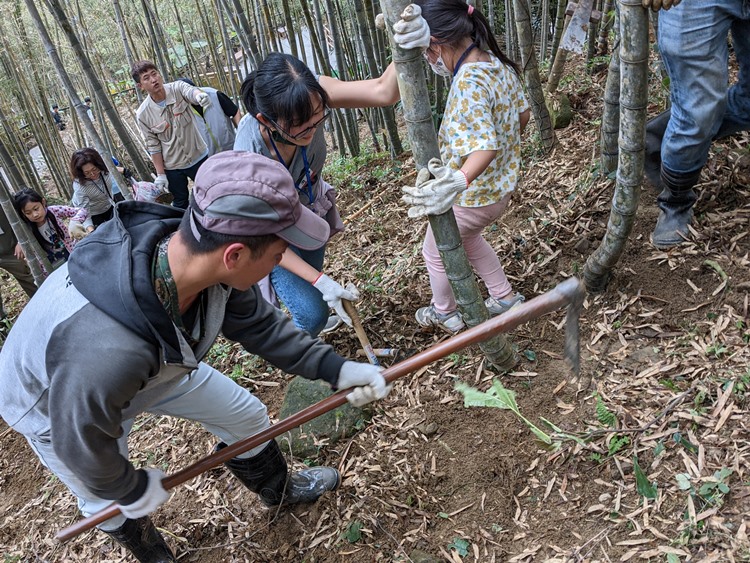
[
  {"left": 429, "top": 53, "right": 452, "bottom": 77},
  {"left": 425, "top": 48, "right": 452, "bottom": 77}
]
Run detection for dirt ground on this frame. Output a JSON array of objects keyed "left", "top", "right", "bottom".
[{"left": 1, "top": 58, "right": 749, "bottom": 562}]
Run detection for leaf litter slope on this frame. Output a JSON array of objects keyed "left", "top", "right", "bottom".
[{"left": 1, "top": 71, "right": 749, "bottom": 563}]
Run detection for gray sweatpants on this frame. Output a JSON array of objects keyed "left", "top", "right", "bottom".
[{"left": 26, "top": 362, "right": 271, "bottom": 531}]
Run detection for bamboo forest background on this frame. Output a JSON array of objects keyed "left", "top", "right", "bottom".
[{"left": 0, "top": 0, "right": 616, "bottom": 201}]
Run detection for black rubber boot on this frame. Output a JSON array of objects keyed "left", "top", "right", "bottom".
[
  {"left": 217, "top": 440, "right": 341, "bottom": 507},
  {"left": 651, "top": 166, "right": 701, "bottom": 249},
  {"left": 104, "top": 516, "right": 175, "bottom": 563},
  {"left": 644, "top": 109, "right": 671, "bottom": 190}
]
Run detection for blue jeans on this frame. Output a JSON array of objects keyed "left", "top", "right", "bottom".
[
  {"left": 270, "top": 244, "right": 329, "bottom": 336},
  {"left": 658, "top": 0, "right": 750, "bottom": 176},
  {"left": 165, "top": 155, "right": 208, "bottom": 209}
]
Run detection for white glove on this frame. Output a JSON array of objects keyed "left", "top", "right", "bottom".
[
  {"left": 313, "top": 274, "right": 360, "bottom": 327},
  {"left": 375, "top": 13, "right": 385, "bottom": 31},
  {"left": 642, "top": 0, "right": 681, "bottom": 10},
  {"left": 392, "top": 4, "right": 431, "bottom": 51},
  {"left": 117, "top": 468, "right": 171, "bottom": 519},
  {"left": 401, "top": 159, "right": 468, "bottom": 218},
  {"left": 154, "top": 174, "right": 169, "bottom": 191},
  {"left": 337, "top": 361, "right": 391, "bottom": 407},
  {"left": 195, "top": 91, "right": 211, "bottom": 108},
  {"left": 68, "top": 221, "right": 88, "bottom": 240}
]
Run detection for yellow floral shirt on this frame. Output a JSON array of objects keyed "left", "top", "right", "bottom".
[{"left": 439, "top": 54, "right": 528, "bottom": 207}]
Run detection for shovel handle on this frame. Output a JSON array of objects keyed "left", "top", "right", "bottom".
[
  {"left": 342, "top": 300, "right": 379, "bottom": 366},
  {"left": 55, "top": 277, "right": 584, "bottom": 542}
]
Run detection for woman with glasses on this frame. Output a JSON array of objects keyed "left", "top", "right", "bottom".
[
  {"left": 69, "top": 147, "right": 123, "bottom": 229},
  {"left": 235, "top": 53, "right": 399, "bottom": 337}
]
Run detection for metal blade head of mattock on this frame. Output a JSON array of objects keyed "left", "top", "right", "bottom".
[
  {"left": 559, "top": 0, "right": 595, "bottom": 54},
  {"left": 563, "top": 282, "right": 585, "bottom": 377}
]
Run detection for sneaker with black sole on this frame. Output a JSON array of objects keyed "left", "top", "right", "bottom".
[
  {"left": 484, "top": 292, "right": 525, "bottom": 316},
  {"left": 415, "top": 305, "right": 465, "bottom": 333},
  {"left": 320, "top": 314, "right": 343, "bottom": 335}
]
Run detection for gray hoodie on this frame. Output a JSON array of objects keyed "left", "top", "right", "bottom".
[{"left": 0, "top": 201, "right": 345, "bottom": 503}]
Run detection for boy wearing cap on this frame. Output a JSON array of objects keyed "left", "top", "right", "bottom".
[{"left": 0, "top": 151, "right": 389, "bottom": 563}]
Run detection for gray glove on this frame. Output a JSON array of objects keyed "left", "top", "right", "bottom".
[
  {"left": 392, "top": 4, "right": 431, "bottom": 50},
  {"left": 313, "top": 274, "right": 360, "bottom": 326},
  {"left": 154, "top": 174, "right": 169, "bottom": 192},
  {"left": 401, "top": 159, "right": 468, "bottom": 218},
  {"left": 117, "top": 468, "right": 171, "bottom": 519},
  {"left": 641, "top": 0, "right": 681, "bottom": 11},
  {"left": 195, "top": 91, "right": 211, "bottom": 108},
  {"left": 337, "top": 361, "right": 391, "bottom": 407}
]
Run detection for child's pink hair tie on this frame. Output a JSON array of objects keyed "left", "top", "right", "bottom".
[{"left": 467, "top": 4, "right": 474, "bottom": 15}]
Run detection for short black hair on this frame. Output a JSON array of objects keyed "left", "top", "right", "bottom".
[
  {"left": 240, "top": 53, "right": 329, "bottom": 128},
  {"left": 178, "top": 209, "right": 280, "bottom": 258},
  {"left": 131, "top": 60, "right": 158, "bottom": 84}
]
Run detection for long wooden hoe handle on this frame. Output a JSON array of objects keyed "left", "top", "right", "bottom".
[
  {"left": 56, "top": 277, "right": 584, "bottom": 542},
  {"left": 342, "top": 300, "right": 379, "bottom": 366}
]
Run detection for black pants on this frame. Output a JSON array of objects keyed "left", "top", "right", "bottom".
[{"left": 92, "top": 207, "right": 114, "bottom": 227}]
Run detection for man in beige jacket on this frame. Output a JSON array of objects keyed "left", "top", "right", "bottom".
[{"left": 133, "top": 61, "right": 211, "bottom": 209}]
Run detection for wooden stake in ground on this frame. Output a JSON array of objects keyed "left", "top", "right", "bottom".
[{"left": 342, "top": 299, "right": 379, "bottom": 366}]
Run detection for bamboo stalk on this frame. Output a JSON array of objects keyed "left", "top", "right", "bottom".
[{"left": 584, "top": 0, "right": 648, "bottom": 292}]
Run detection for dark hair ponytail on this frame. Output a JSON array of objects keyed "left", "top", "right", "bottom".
[
  {"left": 417, "top": 0, "right": 520, "bottom": 75},
  {"left": 13, "top": 188, "right": 65, "bottom": 251},
  {"left": 240, "top": 52, "right": 330, "bottom": 127}
]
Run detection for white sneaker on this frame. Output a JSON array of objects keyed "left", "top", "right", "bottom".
[
  {"left": 320, "top": 314, "right": 343, "bottom": 335},
  {"left": 485, "top": 292, "right": 525, "bottom": 316},
  {"left": 415, "top": 305, "right": 465, "bottom": 333}
]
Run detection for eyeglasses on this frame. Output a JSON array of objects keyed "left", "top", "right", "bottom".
[
  {"left": 82, "top": 165, "right": 101, "bottom": 178},
  {"left": 265, "top": 109, "right": 331, "bottom": 141}
]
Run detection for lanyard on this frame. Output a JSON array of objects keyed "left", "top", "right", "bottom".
[
  {"left": 92, "top": 176, "right": 113, "bottom": 202},
  {"left": 453, "top": 43, "right": 477, "bottom": 77},
  {"left": 267, "top": 131, "right": 315, "bottom": 204}
]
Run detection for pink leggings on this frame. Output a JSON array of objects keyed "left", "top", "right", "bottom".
[{"left": 422, "top": 195, "right": 513, "bottom": 314}]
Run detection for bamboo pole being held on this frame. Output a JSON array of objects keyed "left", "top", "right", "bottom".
[
  {"left": 381, "top": 0, "right": 516, "bottom": 371},
  {"left": 56, "top": 277, "right": 584, "bottom": 542}
]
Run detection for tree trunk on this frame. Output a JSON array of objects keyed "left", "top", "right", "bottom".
[
  {"left": 113, "top": 0, "right": 139, "bottom": 105},
  {"left": 280, "top": 0, "right": 298, "bottom": 59},
  {"left": 325, "top": 0, "right": 359, "bottom": 156},
  {"left": 584, "top": 0, "right": 648, "bottom": 292},
  {"left": 596, "top": 0, "right": 614, "bottom": 55},
  {"left": 599, "top": 11, "right": 620, "bottom": 174},
  {"left": 549, "top": 0, "right": 567, "bottom": 63},
  {"left": 513, "top": 0, "right": 556, "bottom": 153},
  {"left": 0, "top": 143, "right": 51, "bottom": 283},
  {"left": 352, "top": 0, "right": 402, "bottom": 155},
  {"left": 229, "top": 0, "right": 261, "bottom": 71},
  {"left": 381, "top": 0, "right": 516, "bottom": 371},
  {"left": 540, "top": 0, "right": 550, "bottom": 62},
  {"left": 41, "top": 0, "right": 141, "bottom": 196}
]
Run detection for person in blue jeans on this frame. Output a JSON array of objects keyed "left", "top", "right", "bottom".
[
  {"left": 643, "top": 0, "right": 750, "bottom": 249},
  {"left": 234, "top": 53, "right": 399, "bottom": 336}
]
